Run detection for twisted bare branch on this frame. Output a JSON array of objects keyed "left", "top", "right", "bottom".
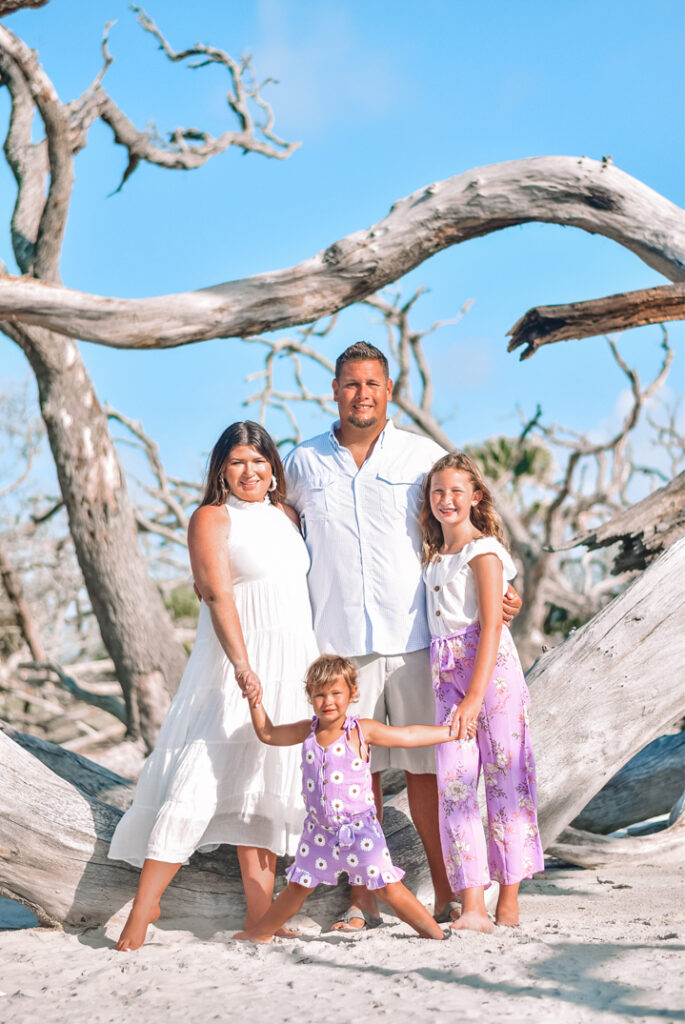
[
  {"left": 0, "top": 157, "right": 683, "bottom": 346},
  {"left": 0, "top": 25, "right": 74, "bottom": 282}
]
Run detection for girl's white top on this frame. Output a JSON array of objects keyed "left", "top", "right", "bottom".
[{"left": 423, "top": 536, "right": 517, "bottom": 636}]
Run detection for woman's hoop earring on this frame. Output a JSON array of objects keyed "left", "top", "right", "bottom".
[{"left": 268, "top": 475, "right": 277, "bottom": 493}]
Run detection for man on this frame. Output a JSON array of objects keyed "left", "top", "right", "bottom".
[{"left": 284, "top": 342, "right": 520, "bottom": 930}]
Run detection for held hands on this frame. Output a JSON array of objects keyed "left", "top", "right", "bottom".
[
  {"left": 235, "top": 666, "right": 263, "bottom": 707},
  {"left": 502, "top": 584, "right": 522, "bottom": 625},
  {"left": 448, "top": 697, "right": 482, "bottom": 743}
]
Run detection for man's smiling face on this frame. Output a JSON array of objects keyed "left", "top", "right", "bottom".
[{"left": 332, "top": 359, "right": 393, "bottom": 430}]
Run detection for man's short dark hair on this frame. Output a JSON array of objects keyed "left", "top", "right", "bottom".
[{"left": 335, "top": 342, "right": 389, "bottom": 381}]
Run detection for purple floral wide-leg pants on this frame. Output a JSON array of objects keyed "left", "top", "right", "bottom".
[{"left": 432, "top": 623, "right": 544, "bottom": 891}]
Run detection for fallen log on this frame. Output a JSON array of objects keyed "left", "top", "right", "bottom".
[
  {"left": 549, "top": 787, "right": 685, "bottom": 868},
  {"left": 572, "top": 731, "right": 685, "bottom": 834},
  {"left": 529, "top": 536, "right": 685, "bottom": 848},
  {"left": 1, "top": 538, "right": 684, "bottom": 928}
]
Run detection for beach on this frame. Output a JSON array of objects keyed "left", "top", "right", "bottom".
[{"left": 1, "top": 861, "right": 683, "bottom": 1024}]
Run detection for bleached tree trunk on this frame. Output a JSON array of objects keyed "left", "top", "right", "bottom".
[
  {"left": 2, "top": 538, "right": 683, "bottom": 928},
  {"left": 0, "top": 33, "right": 188, "bottom": 749},
  {"left": 5, "top": 322, "right": 187, "bottom": 749},
  {"left": 530, "top": 537, "right": 685, "bottom": 846}
]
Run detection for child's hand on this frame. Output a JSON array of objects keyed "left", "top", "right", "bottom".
[
  {"left": 236, "top": 667, "right": 262, "bottom": 706},
  {"left": 449, "top": 697, "right": 481, "bottom": 742},
  {"left": 247, "top": 690, "right": 262, "bottom": 709},
  {"left": 502, "top": 584, "right": 521, "bottom": 624}
]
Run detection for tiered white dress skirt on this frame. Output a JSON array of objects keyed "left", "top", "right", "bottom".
[{"left": 108, "top": 495, "right": 317, "bottom": 864}]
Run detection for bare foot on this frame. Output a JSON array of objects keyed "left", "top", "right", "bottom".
[
  {"left": 450, "top": 910, "right": 494, "bottom": 934},
  {"left": 274, "top": 925, "right": 300, "bottom": 938},
  {"left": 116, "top": 900, "right": 161, "bottom": 951},
  {"left": 234, "top": 929, "right": 273, "bottom": 944}
]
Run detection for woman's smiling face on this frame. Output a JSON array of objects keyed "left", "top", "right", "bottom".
[{"left": 222, "top": 444, "right": 272, "bottom": 502}]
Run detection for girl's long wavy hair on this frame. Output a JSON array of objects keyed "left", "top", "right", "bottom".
[
  {"left": 419, "top": 451, "right": 504, "bottom": 565},
  {"left": 200, "top": 421, "right": 286, "bottom": 508}
]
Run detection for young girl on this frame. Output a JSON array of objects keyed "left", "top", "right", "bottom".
[
  {"left": 420, "top": 452, "right": 544, "bottom": 933},
  {"left": 235, "top": 653, "right": 474, "bottom": 943}
]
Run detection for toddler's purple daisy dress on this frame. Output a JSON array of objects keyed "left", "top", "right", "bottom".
[{"left": 286, "top": 716, "right": 405, "bottom": 890}]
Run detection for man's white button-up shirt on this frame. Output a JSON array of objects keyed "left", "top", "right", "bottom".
[{"left": 283, "top": 420, "right": 446, "bottom": 658}]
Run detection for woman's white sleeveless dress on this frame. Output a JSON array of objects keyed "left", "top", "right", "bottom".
[{"left": 108, "top": 494, "right": 317, "bottom": 864}]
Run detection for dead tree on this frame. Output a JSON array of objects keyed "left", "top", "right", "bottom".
[{"left": 0, "top": 10, "right": 299, "bottom": 749}]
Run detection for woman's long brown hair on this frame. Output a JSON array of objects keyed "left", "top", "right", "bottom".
[
  {"left": 200, "top": 421, "right": 286, "bottom": 507},
  {"left": 419, "top": 451, "right": 504, "bottom": 565}
]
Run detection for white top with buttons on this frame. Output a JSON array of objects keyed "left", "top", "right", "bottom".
[{"left": 423, "top": 537, "right": 517, "bottom": 636}]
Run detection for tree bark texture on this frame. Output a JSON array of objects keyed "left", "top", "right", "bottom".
[
  {"left": 1, "top": 538, "right": 683, "bottom": 928},
  {"left": 529, "top": 536, "right": 685, "bottom": 847},
  {"left": 0, "top": 157, "right": 683, "bottom": 348},
  {"left": 507, "top": 283, "right": 685, "bottom": 359},
  {"left": 6, "top": 323, "right": 187, "bottom": 750}
]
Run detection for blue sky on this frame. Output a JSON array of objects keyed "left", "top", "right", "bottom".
[{"left": 1, "top": 0, "right": 683, "bottom": 485}]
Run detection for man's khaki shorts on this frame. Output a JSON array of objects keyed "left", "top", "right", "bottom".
[{"left": 350, "top": 647, "right": 436, "bottom": 775}]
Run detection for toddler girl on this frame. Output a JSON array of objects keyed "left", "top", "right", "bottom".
[
  {"left": 420, "top": 451, "right": 544, "bottom": 932},
  {"left": 235, "top": 653, "right": 473, "bottom": 943}
]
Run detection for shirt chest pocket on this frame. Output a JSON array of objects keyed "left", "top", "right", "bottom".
[
  {"left": 302, "top": 473, "right": 335, "bottom": 522},
  {"left": 375, "top": 468, "right": 423, "bottom": 521}
]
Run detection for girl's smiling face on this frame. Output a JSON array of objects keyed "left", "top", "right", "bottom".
[
  {"left": 429, "top": 468, "right": 481, "bottom": 527},
  {"left": 311, "top": 676, "right": 355, "bottom": 723}
]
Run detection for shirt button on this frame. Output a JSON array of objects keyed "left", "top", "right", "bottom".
[
  {"left": 435, "top": 610, "right": 441, "bottom": 616},
  {"left": 434, "top": 585, "right": 440, "bottom": 591},
  {"left": 322, "top": 795, "right": 327, "bottom": 801}
]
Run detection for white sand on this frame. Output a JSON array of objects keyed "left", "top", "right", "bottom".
[{"left": 1, "top": 863, "right": 683, "bottom": 1024}]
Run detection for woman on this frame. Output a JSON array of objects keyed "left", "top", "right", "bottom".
[{"left": 108, "top": 422, "right": 318, "bottom": 950}]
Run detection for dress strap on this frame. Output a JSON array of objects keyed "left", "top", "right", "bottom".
[
  {"left": 310, "top": 715, "right": 318, "bottom": 732},
  {"left": 345, "top": 716, "right": 369, "bottom": 761}
]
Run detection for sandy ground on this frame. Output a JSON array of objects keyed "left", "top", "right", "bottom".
[{"left": 1, "top": 862, "right": 683, "bottom": 1024}]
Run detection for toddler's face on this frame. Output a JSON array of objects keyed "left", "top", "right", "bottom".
[
  {"left": 429, "top": 468, "right": 481, "bottom": 527},
  {"left": 310, "top": 677, "right": 353, "bottom": 722}
]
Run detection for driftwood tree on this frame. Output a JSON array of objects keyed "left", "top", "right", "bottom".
[
  {"left": 0, "top": 8, "right": 299, "bottom": 749},
  {"left": 1, "top": 2, "right": 684, "bottom": 925}
]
